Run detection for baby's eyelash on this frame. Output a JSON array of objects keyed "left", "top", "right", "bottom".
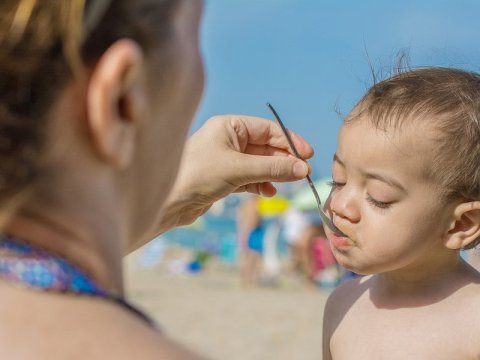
[
  {"left": 327, "top": 180, "right": 344, "bottom": 189},
  {"left": 366, "top": 195, "right": 391, "bottom": 209},
  {"left": 329, "top": 181, "right": 392, "bottom": 210}
]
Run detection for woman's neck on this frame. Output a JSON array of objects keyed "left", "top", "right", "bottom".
[{"left": 4, "top": 204, "right": 126, "bottom": 295}]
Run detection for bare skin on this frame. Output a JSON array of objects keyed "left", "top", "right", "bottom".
[
  {"left": 322, "top": 118, "right": 480, "bottom": 359},
  {"left": 323, "top": 261, "right": 480, "bottom": 360},
  {"left": 0, "top": 0, "right": 315, "bottom": 358},
  {"left": 0, "top": 282, "right": 204, "bottom": 359}
]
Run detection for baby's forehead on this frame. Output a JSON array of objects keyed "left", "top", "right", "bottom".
[
  {"left": 338, "top": 115, "right": 438, "bottom": 179},
  {"left": 343, "top": 112, "right": 437, "bottom": 149}
]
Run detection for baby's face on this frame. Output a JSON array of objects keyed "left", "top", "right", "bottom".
[{"left": 325, "top": 117, "right": 456, "bottom": 275}]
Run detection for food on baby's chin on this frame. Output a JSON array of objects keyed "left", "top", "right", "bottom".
[{"left": 335, "top": 224, "right": 357, "bottom": 244}]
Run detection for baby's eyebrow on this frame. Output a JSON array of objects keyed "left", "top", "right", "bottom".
[{"left": 363, "top": 172, "right": 407, "bottom": 193}]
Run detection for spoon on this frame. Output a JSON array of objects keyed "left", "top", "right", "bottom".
[{"left": 266, "top": 103, "right": 346, "bottom": 237}]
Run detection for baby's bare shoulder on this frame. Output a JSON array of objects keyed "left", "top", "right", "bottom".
[
  {"left": 322, "top": 276, "right": 372, "bottom": 358},
  {"left": 323, "top": 276, "right": 372, "bottom": 332},
  {"left": 325, "top": 276, "right": 372, "bottom": 313}
]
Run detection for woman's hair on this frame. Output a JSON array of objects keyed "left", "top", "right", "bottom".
[
  {"left": 0, "top": 0, "right": 177, "bottom": 222},
  {"left": 347, "top": 67, "right": 480, "bottom": 248}
]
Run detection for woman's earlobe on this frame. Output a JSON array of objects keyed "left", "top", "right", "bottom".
[
  {"left": 444, "top": 201, "right": 480, "bottom": 250},
  {"left": 86, "top": 39, "right": 145, "bottom": 169}
]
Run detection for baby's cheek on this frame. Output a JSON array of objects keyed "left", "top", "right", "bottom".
[{"left": 364, "top": 233, "right": 421, "bottom": 270}]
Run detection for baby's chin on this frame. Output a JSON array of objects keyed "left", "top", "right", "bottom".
[{"left": 334, "top": 256, "right": 380, "bottom": 276}]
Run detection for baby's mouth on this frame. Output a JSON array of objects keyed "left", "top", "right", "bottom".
[{"left": 333, "top": 223, "right": 357, "bottom": 244}]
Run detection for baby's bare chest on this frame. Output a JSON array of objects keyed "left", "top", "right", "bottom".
[{"left": 330, "top": 302, "right": 479, "bottom": 359}]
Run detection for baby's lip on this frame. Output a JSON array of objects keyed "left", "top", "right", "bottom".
[{"left": 330, "top": 233, "right": 355, "bottom": 249}]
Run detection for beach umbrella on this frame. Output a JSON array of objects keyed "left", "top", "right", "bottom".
[
  {"left": 290, "top": 178, "right": 332, "bottom": 211},
  {"left": 257, "top": 196, "right": 289, "bottom": 217}
]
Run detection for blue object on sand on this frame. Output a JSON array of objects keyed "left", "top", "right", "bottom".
[{"left": 187, "top": 260, "right": 202, "bottom": 273}]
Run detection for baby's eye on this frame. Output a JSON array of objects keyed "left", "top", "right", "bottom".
[
  {"left": 328, "top": 180, "right": 345, "bottom": 189},
  {"left": 366, "top": 195, "right": 391, "bottom": 210}
]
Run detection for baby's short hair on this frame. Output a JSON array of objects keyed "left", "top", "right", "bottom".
[{"left": 347, "top": 68, "right": 480, "bottom": 248}]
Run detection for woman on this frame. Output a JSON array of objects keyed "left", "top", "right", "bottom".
[{"left": 0, "top": 0, "right": 313, "bottom": 358}]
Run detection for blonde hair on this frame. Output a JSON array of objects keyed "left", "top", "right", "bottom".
[
  {"left": 2, "top": 1, "right": 86, "bottom": 74},
  {"left": 347, "top": 67, "right": 480, "bottom": 248},
  {"left": 0, "top": 0, "right": 177, "bottom": 226}
]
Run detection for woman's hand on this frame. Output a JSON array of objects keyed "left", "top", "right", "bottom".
[{"left": 155, "top": 115, "right": 314, "bottom": 234}]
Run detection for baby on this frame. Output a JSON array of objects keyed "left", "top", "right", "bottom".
[{"left": 322, "top": 67, "right": 480, "bottom": 359}]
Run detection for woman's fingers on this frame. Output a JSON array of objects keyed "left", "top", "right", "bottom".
[
  {"left": 234, "top": 182, "right": 278, "bottom": 197},
  {"left": 243, "top": 144, "right": 290, "bottom": 157},
  {"left": 224, "top": 115, "right": 315, "bottom": 160}
]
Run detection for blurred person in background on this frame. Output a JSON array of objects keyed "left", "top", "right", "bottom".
[
  {"left": 237, "top": 196, "right": 264, "bottom": 287},
  {"left": 0, "top": 0, "right": 314, "bottom": 358},
  {"left": 309, "top": 224, "right": 338, "bottom": 287},
  {"left": 282, "top": 207, "right": 310, "bottom": 272},
  {"left": 289, "top": 222, "right": 337, "bottom": 286}
]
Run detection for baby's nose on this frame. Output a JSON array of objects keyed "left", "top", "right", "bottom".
[{"left": 329, "top": 188, "right": 361, "bottom": 225}]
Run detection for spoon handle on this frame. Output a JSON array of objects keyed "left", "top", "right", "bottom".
[{"left": 266, "top": 103, "right": 346, "bottom": 237}]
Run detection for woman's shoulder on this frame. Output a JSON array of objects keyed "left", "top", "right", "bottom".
[{"left": 0, "top": 283, "right": 205, "bottom": 359}]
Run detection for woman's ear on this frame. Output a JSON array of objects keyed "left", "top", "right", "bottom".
[
  {"left": 86, "top": 39, "right": 146, "bottom": 169},
  {"left": 444, "top": 201, "right": 480, "bottom": 250}
]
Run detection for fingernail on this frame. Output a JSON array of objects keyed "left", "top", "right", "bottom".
[{"left": 293, "top": 161, "right": 308, "bottom": 178}]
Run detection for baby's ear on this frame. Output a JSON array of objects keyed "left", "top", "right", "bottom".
[{"left": 444, "top": 201, "right": 480, "bottom": 250}]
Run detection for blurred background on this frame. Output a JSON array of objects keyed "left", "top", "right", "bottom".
[{"left": 125, "top": 1, "right": 480, "bottom": 359}]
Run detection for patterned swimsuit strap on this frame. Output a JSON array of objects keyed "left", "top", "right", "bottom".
[{"left": 0, "top": 235, "right": 155, "bottom": 327}]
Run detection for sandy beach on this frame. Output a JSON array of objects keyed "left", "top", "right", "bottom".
[{"left": 125, "top": 250, "right": 330, "bottom": 360}]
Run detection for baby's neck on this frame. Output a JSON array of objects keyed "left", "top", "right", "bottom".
[{"left": 370, "top": 254, "right": 479, "bottom": 308}]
